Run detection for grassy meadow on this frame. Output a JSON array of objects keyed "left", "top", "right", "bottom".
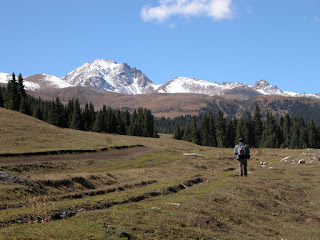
[{"left": 0, "top": 108, "right": 320, "bottom": 239}]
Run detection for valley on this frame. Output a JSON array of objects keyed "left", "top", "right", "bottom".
[{"left": 0, "top": 108, "right": 320, "bottom": 239}]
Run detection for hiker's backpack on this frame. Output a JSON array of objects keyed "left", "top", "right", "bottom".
[{"left": 237, "top": 144, "right": 246, "bottom": 156}]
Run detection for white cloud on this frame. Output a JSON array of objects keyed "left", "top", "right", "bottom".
[{"left": 141, "top": 0, "right": 232, "bottom": 22}]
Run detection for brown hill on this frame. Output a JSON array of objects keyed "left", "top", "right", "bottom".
[
  {"left": 28, "top": 87, "right": 320, "bottom": 121},
  {"left": 29, "top": 87, "right": 241, "bottom": 118}
]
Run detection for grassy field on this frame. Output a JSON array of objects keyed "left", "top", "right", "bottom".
[{"left": 0, "top": 108, "right": 320, "bottom": 239}]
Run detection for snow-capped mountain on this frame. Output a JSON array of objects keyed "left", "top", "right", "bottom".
[
  {"left": 62, "top": 59, "right": 155, "bottom": 94},
  {"left": 1, "top": 59, "right": 319, "bottom": 99},
  {"left": 156, "top": 77, "right": 230, "bottom": 96},
  {"left": 0, "top": 72, "right": 72, "bottom": 91},
  {"left": 24, "top": 73, "right": 72, "bottom": 90},
  {"left": 0, "top": 72, "right": 12, "bottom": 84},
  {"left": 156, "top": 77, "right": 320, "bottom": 99}
]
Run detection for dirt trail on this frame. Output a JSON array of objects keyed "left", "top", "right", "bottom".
[{"left": 0, "top": 146, "right": 154, "bottom": 164}]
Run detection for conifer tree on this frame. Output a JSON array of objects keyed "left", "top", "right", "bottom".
[
  {"left": 207, "top": 111, "right": 217, "bottom": 147},
  {"left": 0, "top": 90, "right": 4, "bottom": 107},
  {"left": 33, "top": 104, "right": 42, "bottom": 120},
  {"left": 143, "top": 108, "right": 155, "bottom": 137},
  {"left": 201, "top": 114, "right": 210, "bottom": 146},
  {"left": 123, "top": 110, "right": 131, "bottom": 134},
  {"left": 260, "top": 112, "right": 279, "bottom": 148},
  {"left": 191, "top": 115, "right": 201, "bottom": 145},
  {"left": 128, "top": 110, "right": 138, "bottom": 136},
  {"left": 215, "top": 110, "right": 227, "bottom": 148},
  {"left": 4, "top": 73, "right": 20, "bottom": 110},
  {"left": 19, "top": 97, "right": 29, "bottom": 114},
  {"left": 253, "top": 106, "right": 263, "bottom": 147},
  {"left": 226, "top": 117, "right": 237, "bottom": 147},
  {"left": 106, "top": 108, "right": 117, "bottom": 133},
  {"left": 182, "top": 124, "right": 192, "bottom": 142},
  {"left": 83, "top": 103, "right": 91, "bottom": 131},
  {"left": 298, "top": 118, "right": 308, "bottom": 149},
  {"left": 174, "top": 123, "right": 183, "bottom": 140},
  {"left": 17, "top": 73, "right": 26, "bottom": 100},
  {"left": 66, "top": 100, "right": 74, "bottom": 128},
  {"left": 93, "top": 110, "right": 104, "bottom": 132},
  {"left": 307, "top": 120, "right": 318, "bottom": 148},
  {"left": 47, "top": 100, "right": 59, "bottom": 126},
  {"left": 70, "top": 99, "right": 82, "bottom": 130},
  {"left": 116, "top": 110, "right": 126, "bottom": 135},
  {"left": 282, "top": 114, "right": 291, "bottom": 148},
  {"left": 244, "top": 113, "right": 255, "bottom": 147}
]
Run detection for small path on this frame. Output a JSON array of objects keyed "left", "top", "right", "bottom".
[{"left": 0, "top": 146, "right": 155, "bottom": 164}]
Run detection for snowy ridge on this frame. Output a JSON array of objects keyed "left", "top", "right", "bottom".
[
  {"left": 24, "top": 73, "right": 73, "bottom": 90},
  {"left": 1, "top": 59, "right": 319, "bottom": 99},
  {"left": 0, "top": 72, "right": 12, "bottom": 84},
  {"left": 157, "top": 77, "right": 320, "bottom": 99},
  {"left": 156, "top": 77, "right": 229, "bottom": 96}
]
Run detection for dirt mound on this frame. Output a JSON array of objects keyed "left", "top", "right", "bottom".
[
  {"left": 0, "top": 146, "right": 154, "bottom": 164},
  {"left": 0, "top": 171, "right": 42, "bottom": 193}
]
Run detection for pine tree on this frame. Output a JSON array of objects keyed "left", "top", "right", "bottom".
[
  {"left": 123, "top": 110, "right": 131, "bottom": 134},
  {"left": 260, "top": 112, "right": 279, "bottom": 148},
  {"left": 207, "top": 111, "right": 217, "bottom": 147},
  {"left": 93, "top": 110, "right": 104, "bottom": 132},
  {"left": 298, "top": 118, "right": 308, "bottom": 149},
  {"left": 66, "top": 100, "right": 74, "bottom": 128},
  {"left": 70, "top": 99, "right": 82, "bottom": 130},
  {"left": 116, "top": 110, "right": 126, "bottom": 135},
  {"left": 4, "top": 73, "right": 20, "bottom": 110},
  {"left": 33, "top": 104, "right": 42, "bottom": 120},
  {"left": 226, "top": 117, "right": 237, "bottom": 147},
  {"left": 215, "top": 110, "right": 227, "bottom": 148},
  {"left": 182, "top": 124, "right": 192, "bottom": 142},
  {"left": 244, "top": 113, "right": 255, "bottom": 147},
  {"left": 282, "top": 114, "right": 291, "bottom": 148},
  {"left": 17, "top": 73, "right": 26, "bottom": 100},
  {"left": 106, "top": 108, "right": 117, "bottom": 133},
  {"left": 143, "top": 108, "right": 154, "bottom": 137},
  {"left": 253, "top": 106, "right": 263, "bottom": 147},
  {"left": 0, "top": 90, "right": 3, "bottom": 107},
  {"left": 201, "top": 114, "right": 210, "bottom": 146},
  {"left": 128, "top": 110, "right": 138, "bottom": 136},
  {"left": 174, "top": 123, "right": 183, "bottom": 140},
  {"left": 19, "top": 97, "right": 29, "bottom": 114},
  {"left": 191, "top": 115, "right": 201, "bottom": 145},
  {"left": 307, "top": 120, "right": 318, "bottom": 148}
]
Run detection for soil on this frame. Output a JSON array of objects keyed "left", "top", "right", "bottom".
[{"left": 0, "top": 146, "right": 155, "bottom": 165}]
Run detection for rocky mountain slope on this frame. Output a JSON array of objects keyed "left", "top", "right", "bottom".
[{"left": 61, "top": 59, "right": 155, "bottom": 94}]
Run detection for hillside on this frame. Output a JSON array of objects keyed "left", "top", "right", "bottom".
[
  {"left": 0, "top": 107, "right": 115, "bottom": 154},
  {"left": 0, "top": 119, "right": 320, "bottom": 239},
  {"left": 29, "top": 87, "right": 320, "bottom": 122}
]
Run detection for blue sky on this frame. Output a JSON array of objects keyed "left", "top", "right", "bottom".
[{"left": 0, "top": 0, "right": 319, "bottom": 94}]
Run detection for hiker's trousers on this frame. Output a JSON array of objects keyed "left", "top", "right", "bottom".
[{"left": 238, "top": 158, "right": 247, "bottom": 176}]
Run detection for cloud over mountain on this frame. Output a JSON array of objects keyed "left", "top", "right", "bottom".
[{"left": 141, "top": 0, "right": 233, "bottom": 22}]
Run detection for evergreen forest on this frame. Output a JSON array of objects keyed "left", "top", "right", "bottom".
[
  {"left": 171, "top": 108, "right": 320, "bottom": 149},
  {"left": 0, "top": 73, "right": 158, "bottom": 138},
  {"left": 1, "top": 73, "right": 320, "bottom": 149}
]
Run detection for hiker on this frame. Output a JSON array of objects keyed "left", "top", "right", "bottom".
[{"left": 234, "top": 137, "right": 250, "bottom": 176}]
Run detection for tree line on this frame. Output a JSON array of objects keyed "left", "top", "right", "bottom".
[
  {"left": 173, "top": 107, "right": 320, "bottom": 149},
  {"left": 0, "top": 73, "right": 158, "bottom": 138}
]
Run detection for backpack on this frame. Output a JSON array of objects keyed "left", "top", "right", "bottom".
[{"left": 237, "top": 144, "right": 246, "bottom": 156}]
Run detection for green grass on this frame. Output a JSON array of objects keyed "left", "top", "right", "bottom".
[{"left": 0, "top": 108, "right": 320, "bottom": 239}]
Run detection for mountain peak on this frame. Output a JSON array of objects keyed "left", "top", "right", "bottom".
[
  {"left": 62, "top": 59, "right": 154, "bottom": 94},
  {"left": 250, "top": 79, "right": 283, "bottom": 95}
]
